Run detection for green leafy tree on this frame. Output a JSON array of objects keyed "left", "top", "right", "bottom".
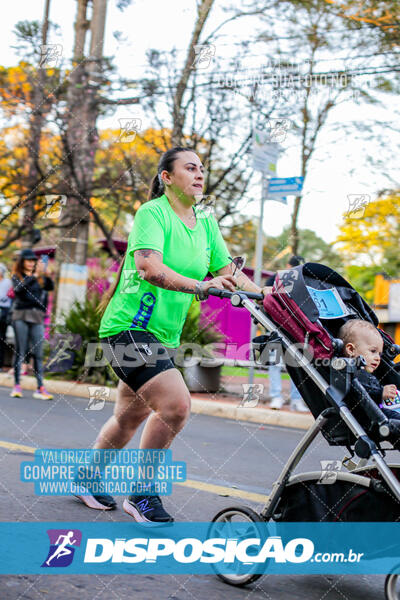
[
  {"left": 263, "top": 226, "right": 343, "bottom": 272},
  {"left": 344, "top": 264, "right": 383, "bottom": 303},
  {"left": 336, "top": 193, "right": 400, "bottom": 275}
]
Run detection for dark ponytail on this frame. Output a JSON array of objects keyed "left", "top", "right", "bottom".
[
  {"left": 147, "top": 146, "right": 196, "bottom": 201},
  {"left": 147, "top": 173, "right": 165, "bottom": 201}
]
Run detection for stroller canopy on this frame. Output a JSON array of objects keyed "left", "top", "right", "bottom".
[{"left": 275, "top": 262, "right": 378, "bottom": 327}]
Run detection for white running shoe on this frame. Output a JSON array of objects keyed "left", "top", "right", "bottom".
[
  {"left": 290, "top": 399, "right": 309, "bottom": 412},
  {"left": 269, "top": 397, "right": 284, "bottom": 410}
]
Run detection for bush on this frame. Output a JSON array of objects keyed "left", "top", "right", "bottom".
[{"left": 47, "top": 292, "right": 118, "bottom": 385}]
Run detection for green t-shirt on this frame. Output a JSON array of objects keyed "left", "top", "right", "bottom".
[{"left": 99, "top": 194, "right": 231, "bottom": 347}]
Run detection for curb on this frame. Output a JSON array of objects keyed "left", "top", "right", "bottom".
[
  {"left": 190, "top": 395, "right": 312, "bottom": 429},
  {"left": 0, "top": 374, "right": 313, "bottom": 431}
]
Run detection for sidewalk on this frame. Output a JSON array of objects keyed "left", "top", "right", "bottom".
[
  {"left": 220, "top": 374, "right": 292, "bottom": 401},
  {"left": 0, "top": 372, "right": 313, "bottom": 430}
]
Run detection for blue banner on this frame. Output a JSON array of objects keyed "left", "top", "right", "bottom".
[{"left": 0, "top": 522, "right": 399, "bottom": 575}]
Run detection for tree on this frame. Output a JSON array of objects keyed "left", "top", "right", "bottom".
[
  {"left": 12, "top": 2, "right": 52, "bottom": 248},
  {"left": 171, "top": 0, "right": 215, "bottom": 145},
  {"left": 220, "top": 218, "right": 259, "bottom": 260},
  {"left": 0, "top": 16, "right": 63, "bottom": 248},
  {"left": 0, "top": 124, "right": 162, "bottom": 252},
  {"left": 343, "top": 264, "right": 383, "bottom": 303},
  {"left": 57, "top": 0, "right": 108, "bottom": 266},
  {"left": 323, "top": 0, "right": 400, "bottom": 46},
  {"left": 254, "top": 0, "right": 400, "bottom": 253},
  {"left": 135, "top": 5, "right": 282, "bottom": 227},
  {"left": 221, "top": 219, "right": 343, "bottom": 272},
  {"left": 0, "top": 1, "right": 140, "bottom": 259},
  {"left": 335, "top": 192, "right": 400, "bottom": 275},
  {"left": 264, "top": 226, "right": 344, "bottom": 272}
]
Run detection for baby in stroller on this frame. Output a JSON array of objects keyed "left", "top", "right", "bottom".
[{"left": 339, "top": 319, "right": 400, "bottom": 423}]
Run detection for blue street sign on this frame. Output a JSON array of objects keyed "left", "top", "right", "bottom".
[{"left": 267, "top": 176, "right": 304, "bottom": 201}]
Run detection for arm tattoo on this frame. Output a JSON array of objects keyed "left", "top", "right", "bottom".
[
  {"left": 148, "top": 272, "right": 167, "bottom": 287},
  {"left": 136, "top": 249, "right": 161, "bottom": 258},
  {"left": 147, "top": 272, "right": 195, "bottom": 294}
]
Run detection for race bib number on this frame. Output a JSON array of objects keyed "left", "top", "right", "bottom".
[{"left": 306, "top": 286, "right": 350, "bottom": 319}]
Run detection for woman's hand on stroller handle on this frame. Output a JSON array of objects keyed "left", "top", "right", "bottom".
[
  {"left": 206, "top": 286, "right": 264, "bottom": 301},
  {"left": 196, "top": 277, "right": 270, "bottom": 302},
  {"left": 195, "top": 276, "right": 236, "bottom": 300},
  {"left": 205, "top": 275, "right": 237, "bottom": 293}
]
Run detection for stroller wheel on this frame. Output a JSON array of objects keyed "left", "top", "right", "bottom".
[
  {"left": 210, "top": 505, "right": 264, "bottom": 587},
  {"left": 385, "top": 573, "right": 400, "bottom": 600}
]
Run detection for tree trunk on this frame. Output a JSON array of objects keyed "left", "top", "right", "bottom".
[
  {"left": 58, "top": 0, "right": 106, "bottom": 266},
  {"left": 172, "top": 0, "right": 214, "bottom": 145},
  {"left": 22, "top": 0, "right": 51, "bottom": 248},
  {"left": 55, "top": 0, "right": 107, "bottom": 322}
]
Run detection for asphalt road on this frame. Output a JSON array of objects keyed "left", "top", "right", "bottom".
[{"left": 0, "top": 384, "right": 397, "bottom": 600}]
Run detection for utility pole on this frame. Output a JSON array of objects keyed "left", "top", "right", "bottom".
[
  {"left": 247, "top": 175, "right": 268, "bottom": 390},
  {"left": 55, "top": 0, "right": 108, "bottom": 320}
]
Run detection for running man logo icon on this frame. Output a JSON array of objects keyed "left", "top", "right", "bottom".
[
  {"left": 86, "top": 386, "right": 110, "bottom": 410},
  {"left": 279, "top": 269, "right": 299, "bottom": 295},
  {"left": 117, "top": 118, "right": 142, "bottom": 143},
  {"left": 267, "top": 118, "right": 293, "bottom": 143},
  {"left": 346, "top": 194, "right": 370, "bottom": 219},
  {"left": 194, "top": 195, "right": 216, "bottom": 218},
  {"left": 42, "top": 529, "right": 82, "bottom": 568},
  {"left": 39, "top": 44, "right": 63, "bottom": 68},
  {"left": 192, "top": 44, "right": 216, "bottom": 69},
  {"left": 239, "top": 384, "right": 264, "bottom": 408},
  {"left": 121, "top": 269, "right": 145, "bottom": 294},
  {"left": 44, "top": 194, "right": 67, "bottom": 220},
  {"left": 44, "top": 333, "right": 81, "bottom": 373},
  {"left": 318, "top": 460, "right": 342, "bottom": 485}
]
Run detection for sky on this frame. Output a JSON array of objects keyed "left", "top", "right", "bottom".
[{"left": 2, "top": 0, "right": 399, "bottom": 248}]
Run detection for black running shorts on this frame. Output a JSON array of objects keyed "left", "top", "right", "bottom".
[{"left": 101, "top": 329, "right": 176, "bottom": 392}]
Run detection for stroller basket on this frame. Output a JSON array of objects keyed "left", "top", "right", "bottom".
[{"left": 274, "top": 467, "right": 400, "bottom": 522}]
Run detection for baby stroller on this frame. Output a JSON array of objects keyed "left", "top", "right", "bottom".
[{"left": 207, "top": 263, "right": 400, "bottom": 597}]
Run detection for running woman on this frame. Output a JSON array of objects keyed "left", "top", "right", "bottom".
[{"left": 75, "top": 147, "right": 269, "bottom": 522}]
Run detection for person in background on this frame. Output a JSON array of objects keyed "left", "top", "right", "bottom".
[
  {"left": 266, "top": 255, "right": 309, "bottom": 412},
  {"left": 0, "top": 263, "right": 12, "bottom": 372},
  {"left": 10, "top": 249, "right": 54, "bottom": 400}
]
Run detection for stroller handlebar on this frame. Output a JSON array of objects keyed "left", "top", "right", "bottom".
[{"left": 206, "top": 287, "right": 264, "bottom": 301}]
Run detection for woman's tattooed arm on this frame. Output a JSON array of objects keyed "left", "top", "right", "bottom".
[
  {"left": 136, "top": 249, "right": 161, "bottom": 259},
  {"left": 134, "top": 249, "right": 200, "bottom": 294}
]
